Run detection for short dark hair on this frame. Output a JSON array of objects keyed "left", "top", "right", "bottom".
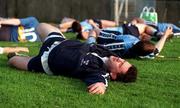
[
  {"left": 116, "top": 65, "right": 137, "bottom": 83},
  {"left": 130, "top": 41, "right": 155, "bottom": 56},
  {"left": 72, "top": 21, "right": 82, "bottom": 33},
  {"left": 76, "top": 32, "right": 83, "bottom": 39}
]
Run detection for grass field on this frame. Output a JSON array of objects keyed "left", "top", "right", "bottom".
[{"left": 0, "top": 33, "right": 180, "bottom": 108}]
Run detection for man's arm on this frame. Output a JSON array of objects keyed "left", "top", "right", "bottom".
[
  {"left": 131, "top": 17, "right": 145, "bottom": 25},
  {"left": 88, "top": 19, "right": 101, "bottom": 30},
  {"left": 86, "top": 30, "right": 97, "bottom": 42},
  {"left": 87, "top": 82, "right": 106, "bottom": 94},
  {"left": 155, "top": 27, "right": 173, "bottom": 55},
  {"left": 2, "top": 47, "right": 29, "bottom": 54},
  {"left": 59, "top": 21, "right": 74, "bottom": 29},
  {"left": 83, "top": 71, "right": 108, "bottom": 95},
  {"left": 0, "top": 18, "right": 21, "bottom": 26}
]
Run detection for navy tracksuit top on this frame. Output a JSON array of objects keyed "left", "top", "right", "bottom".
[{"left": 48, "top": 40, "right": 117, "bottom": 86}]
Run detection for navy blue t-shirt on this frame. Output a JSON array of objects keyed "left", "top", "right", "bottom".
[{"left": 48, "top": 39, "right": 115, "bottom": 86}]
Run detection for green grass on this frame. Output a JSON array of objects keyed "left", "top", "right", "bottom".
[{"left": 0, "top": 34, "right": 180, "bottom": 108}]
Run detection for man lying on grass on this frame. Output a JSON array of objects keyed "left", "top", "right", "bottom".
[
  {"left": 8, "top": 23, "right": 137, "bottom": 95},
  {"left": 86, "top": 26, "right": 173, "bottom": 59},
  {"left": 0, "top": 17, "right": 41, "bottom": 42}
]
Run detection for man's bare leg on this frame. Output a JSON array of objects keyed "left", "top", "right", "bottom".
[
  {"left": 101, "top": 20, "right": 117, "bottom": 28},
  {"left": 36, "top": 23, "right": 65, "bottom": 42},
  {"left": 8, "top": 56, "right": 32, "bottom": 70}
]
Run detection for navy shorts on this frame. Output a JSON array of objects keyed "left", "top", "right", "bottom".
[
  {"left": 122, "top": 23, "right": 140, "bottom": 38},
  {"left": 28, "top": 32, "right": 65, "bottom": 72}
]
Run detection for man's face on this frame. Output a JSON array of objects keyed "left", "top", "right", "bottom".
[{"left": 108, "top": 56, "right": 132, "bottom": 80}]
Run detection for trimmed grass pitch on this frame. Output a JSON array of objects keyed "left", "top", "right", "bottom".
[{"left": 0, "top": 33, "right": 180, "bottom": 108}]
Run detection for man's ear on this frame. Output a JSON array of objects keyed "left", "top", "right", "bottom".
[{"left": 110, "top": 72, "right": 117, "bottom": 80}]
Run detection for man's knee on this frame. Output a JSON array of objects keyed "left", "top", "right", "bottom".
[
  {"left": 37, "top": 23, "right": 63, "bottom": 42},
  {"left": 8, "top": 56, "right": 31, "bottom": 70},
  {"left": 8, "top": 56, "right": 19, "bottom": 67}
]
